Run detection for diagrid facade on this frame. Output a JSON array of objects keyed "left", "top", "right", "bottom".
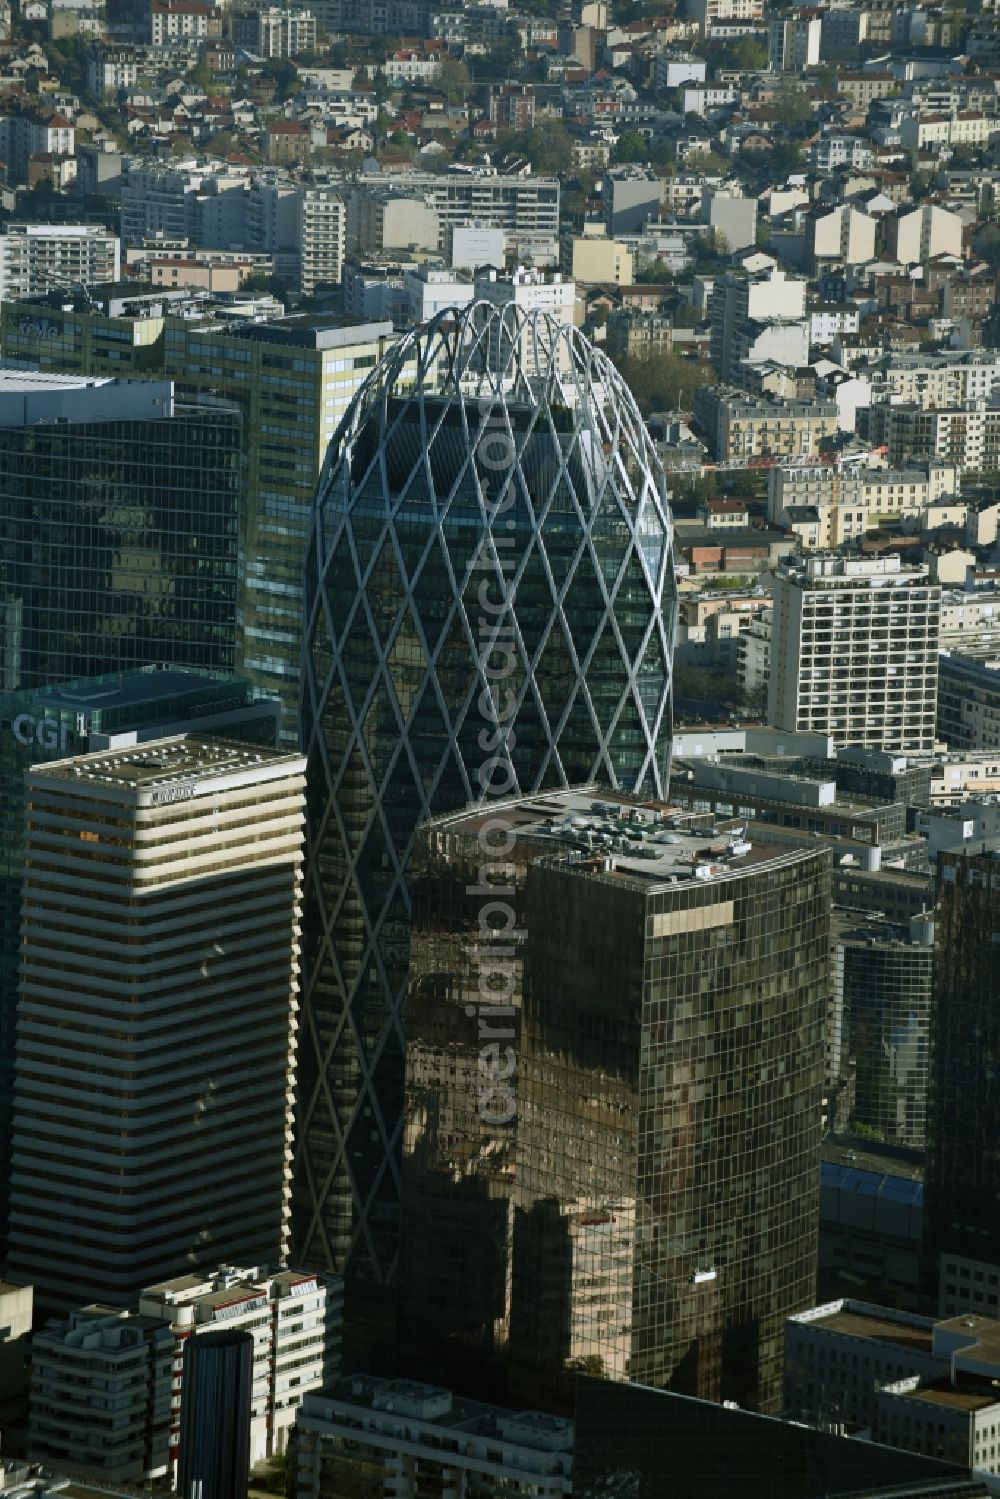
[{"left": 297, "top": 302, "right": 678, "bottom": 1281}]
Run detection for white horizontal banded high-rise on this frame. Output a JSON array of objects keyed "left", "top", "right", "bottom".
[{"left": 7, "top": 736, "right": 306, "bottom": 1311}]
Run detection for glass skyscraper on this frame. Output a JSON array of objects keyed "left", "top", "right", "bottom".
[
  {"left": 834, "top": 919, "right": 933, "bottom": 1149},
  {"left": 298, "top": 303, "right": 677, "bottom": 1282},
  {"left": 0, "top": 374, "right": 240, "bottom": 692},
  {"left": 925, "top": 843, "right": 1000, "bottom": 1304},
  {"left": 398, "top": 795, "right": 831, "bottom": 1414}
]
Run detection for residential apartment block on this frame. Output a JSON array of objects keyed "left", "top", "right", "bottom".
[
  {"left": 29, "top": 1309, "right": 174, "bottom": 1481},
  {"left": 938, "top": 654, "right": 1000, "bottom": 750},
  {"left": 294, "top": 1377, "right": 573, "bottom": 1499},
  {"left": 29, "top": 1265, "right": 340, "bottom": 1478},
  {"left": 693, "top": 386, "right": 841, "bottom": 462},
  {"left": 767, "top": 462, "right": 960, "bottom": 549},
  {"left": 139, "top": 1264, "right": 341, "bottom": 1465},
  {"left": 866, "top": 401, "right": 1000, "bottom": 471},
  {"left": 0, "top": 223, "right": 119, "bottom": 301},
  {"left": 767, "top": 555, "right": 941, "bottom": 751},
  {"left": 864, "top": 352, "right": 1000, "bottom": 408},
  {"left": 231, "top": 6, "right": 317, "bottom": 56},
  {"left": 709, "top": 265, "right": 808, "bottom": 385}
]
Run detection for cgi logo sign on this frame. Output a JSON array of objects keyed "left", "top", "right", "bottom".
[{"left": 12, "top": 714, "right": 70, "bottom": 754}]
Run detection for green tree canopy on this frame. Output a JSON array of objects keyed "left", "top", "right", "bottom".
[
  {"left": 730, "top": 34, "right": 768, "bottom": 68},
  {"left": 615, "top": 348, "right": 713, "bottom": 414},
  {"left": 612, "top": 129, "right": 649, "bottom": 164},
  {"left": 499, "top": 121, "right": 574, "bottom": 176},
  {"left": 437, "top": 54, "right": 471, "bottom": 106}
]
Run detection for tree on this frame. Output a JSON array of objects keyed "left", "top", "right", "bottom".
[
  {"left": 722, "top": 34, "right": 773, "bottom": 70},
  {"left": 684, "top": 149, "right": 727, "bottom": 174},
  {"left": 207, "top": 129, "right": 238, "bottom": 156},
  {"left": 437, "top": 54, "right": 471, "bottom": 106},
  {"left": 770, "top": 78, "right": 813, "bottom": 127},
  {"left": 976, "top": 224, "right": 1000, "bottom": 270},
  {"left": 499, "top": 121, "right": 574, "bottom": 176},
  {"left": 470, "top": 40, "right": 522, "bottom": 83},
  {"left": 614, "top": 349, "right": 713, "bottom": 414},
  {"left": 612, "top": 129, "right": 648, "bottom": 164}
]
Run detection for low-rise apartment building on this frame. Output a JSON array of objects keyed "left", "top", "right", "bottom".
[
  {"left": 0, "top": 223, "right": 119, "bottom": 301},
  {"left": 30, "top": 1265, "right": 342, "bottom": 1479},
  {"left": 767, "top": 461, "right": 961, "bottom": 549},
  {"left": 294, "top": 1376, "right": 574, "bottom": 1499},
  {"left": 865, "top": 352, "right": 1000, "bottom": 408},
  {"left": 865, "top": 401, "right": 1000, "bottom": 472},
  {"left": 693, "top": 386, "right": 841, "bottom": 461}
]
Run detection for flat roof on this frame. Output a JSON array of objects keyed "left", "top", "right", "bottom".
[
  {"left": 27, "top": 735, "right": 302, "bottom": 793},
  {"left": 810, "top": 1308, "right": 934, "bottom": 1355},
  {"left": 426, "top": 787, "right": 815, "bottom": 891},
  {"left": 937, "top": 1314, "right": 1000, "bottom": 1365},
  {"left": 326, "top": 1373, "right": 572, "bottom": 1452},
  {"left": 228, "top": 313, "right": 393, "bottom": 348},
  {"left": 22, "top": 667, "right": 247, "bottom": 714},
  {"left": 899, "top": 1377, "right": 1000, "bottom": 1414},
  {"left": 0, "top": 369, "right": 113, "bottom": 392}
]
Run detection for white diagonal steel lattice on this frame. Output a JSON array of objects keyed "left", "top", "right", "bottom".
[{"left": 296, "top": 302, "right": 679, "bottom": 1283}]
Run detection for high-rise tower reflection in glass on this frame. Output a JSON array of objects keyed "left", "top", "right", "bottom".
[{"left": 296, "top": 303, "right": 678, "bottom": 1281}]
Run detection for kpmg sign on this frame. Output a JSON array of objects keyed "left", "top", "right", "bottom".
[
  {"left": 16, "top": 318, "right": 63, "bottom": 341},
  {"left": 12, "top": 714, "right": 69, "bottom": 753}
]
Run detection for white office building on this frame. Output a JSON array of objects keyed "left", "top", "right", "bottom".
[
  {"left": 767, "top": 555, "right": 941, "bottom": 751},
  {"left": 7, "top": 737, "right": 306, "bottom": 1310},
  {"left": 786, "top": 1301, "right": 1000, "bottom": 1474}
]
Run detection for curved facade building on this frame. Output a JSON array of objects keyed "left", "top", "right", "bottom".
[{"left": 297, "top": 303, "right": 677, "bottom": 1281}]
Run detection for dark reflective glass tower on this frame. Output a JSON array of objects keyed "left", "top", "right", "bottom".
[
  {"left": 0, "top": 377, "right": 240, "bottom": 692},
  {"left": 834, "top": 918, "right": 933, "bottom": 1149},
  {"left": 925, "top": 843, "right": 1000, "bottom": 1303},
  {"left": 298, "top": 303, "right": 678, "bottom": 1281}
]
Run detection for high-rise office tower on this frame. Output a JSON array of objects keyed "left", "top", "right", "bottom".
[
  {"left": 0, "top": 668, "right": 279, "bottom": 1257},
  {"left": 833, "top": 916, "right": 934, "bottom": 1149},
  {"left": 163, "top": 314, "right": 403, "bottom": 742},
  {"left": 298, "top": 302, "right": 677, "bottom": 1281},
  {"left": 1, "top": 290, "right": 402, "bottom": 744},
  {"left": 399, "top": 791, "right": 831, "bottom": 1412},
  {"left": 7, "top": 736, "right": 305, "bottom": 1310},
  {"left": 925, "top": 842, "right": 1000, "bottom": 1311},
  {"left": 511, "top": 815, "right": 830, "bottom": 1413},
  {"left": 768, "top": 555, "right": 941, "bottom": 752},
  {"left": 0, "top": 371, "right": 241, "bottom": 693}
]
